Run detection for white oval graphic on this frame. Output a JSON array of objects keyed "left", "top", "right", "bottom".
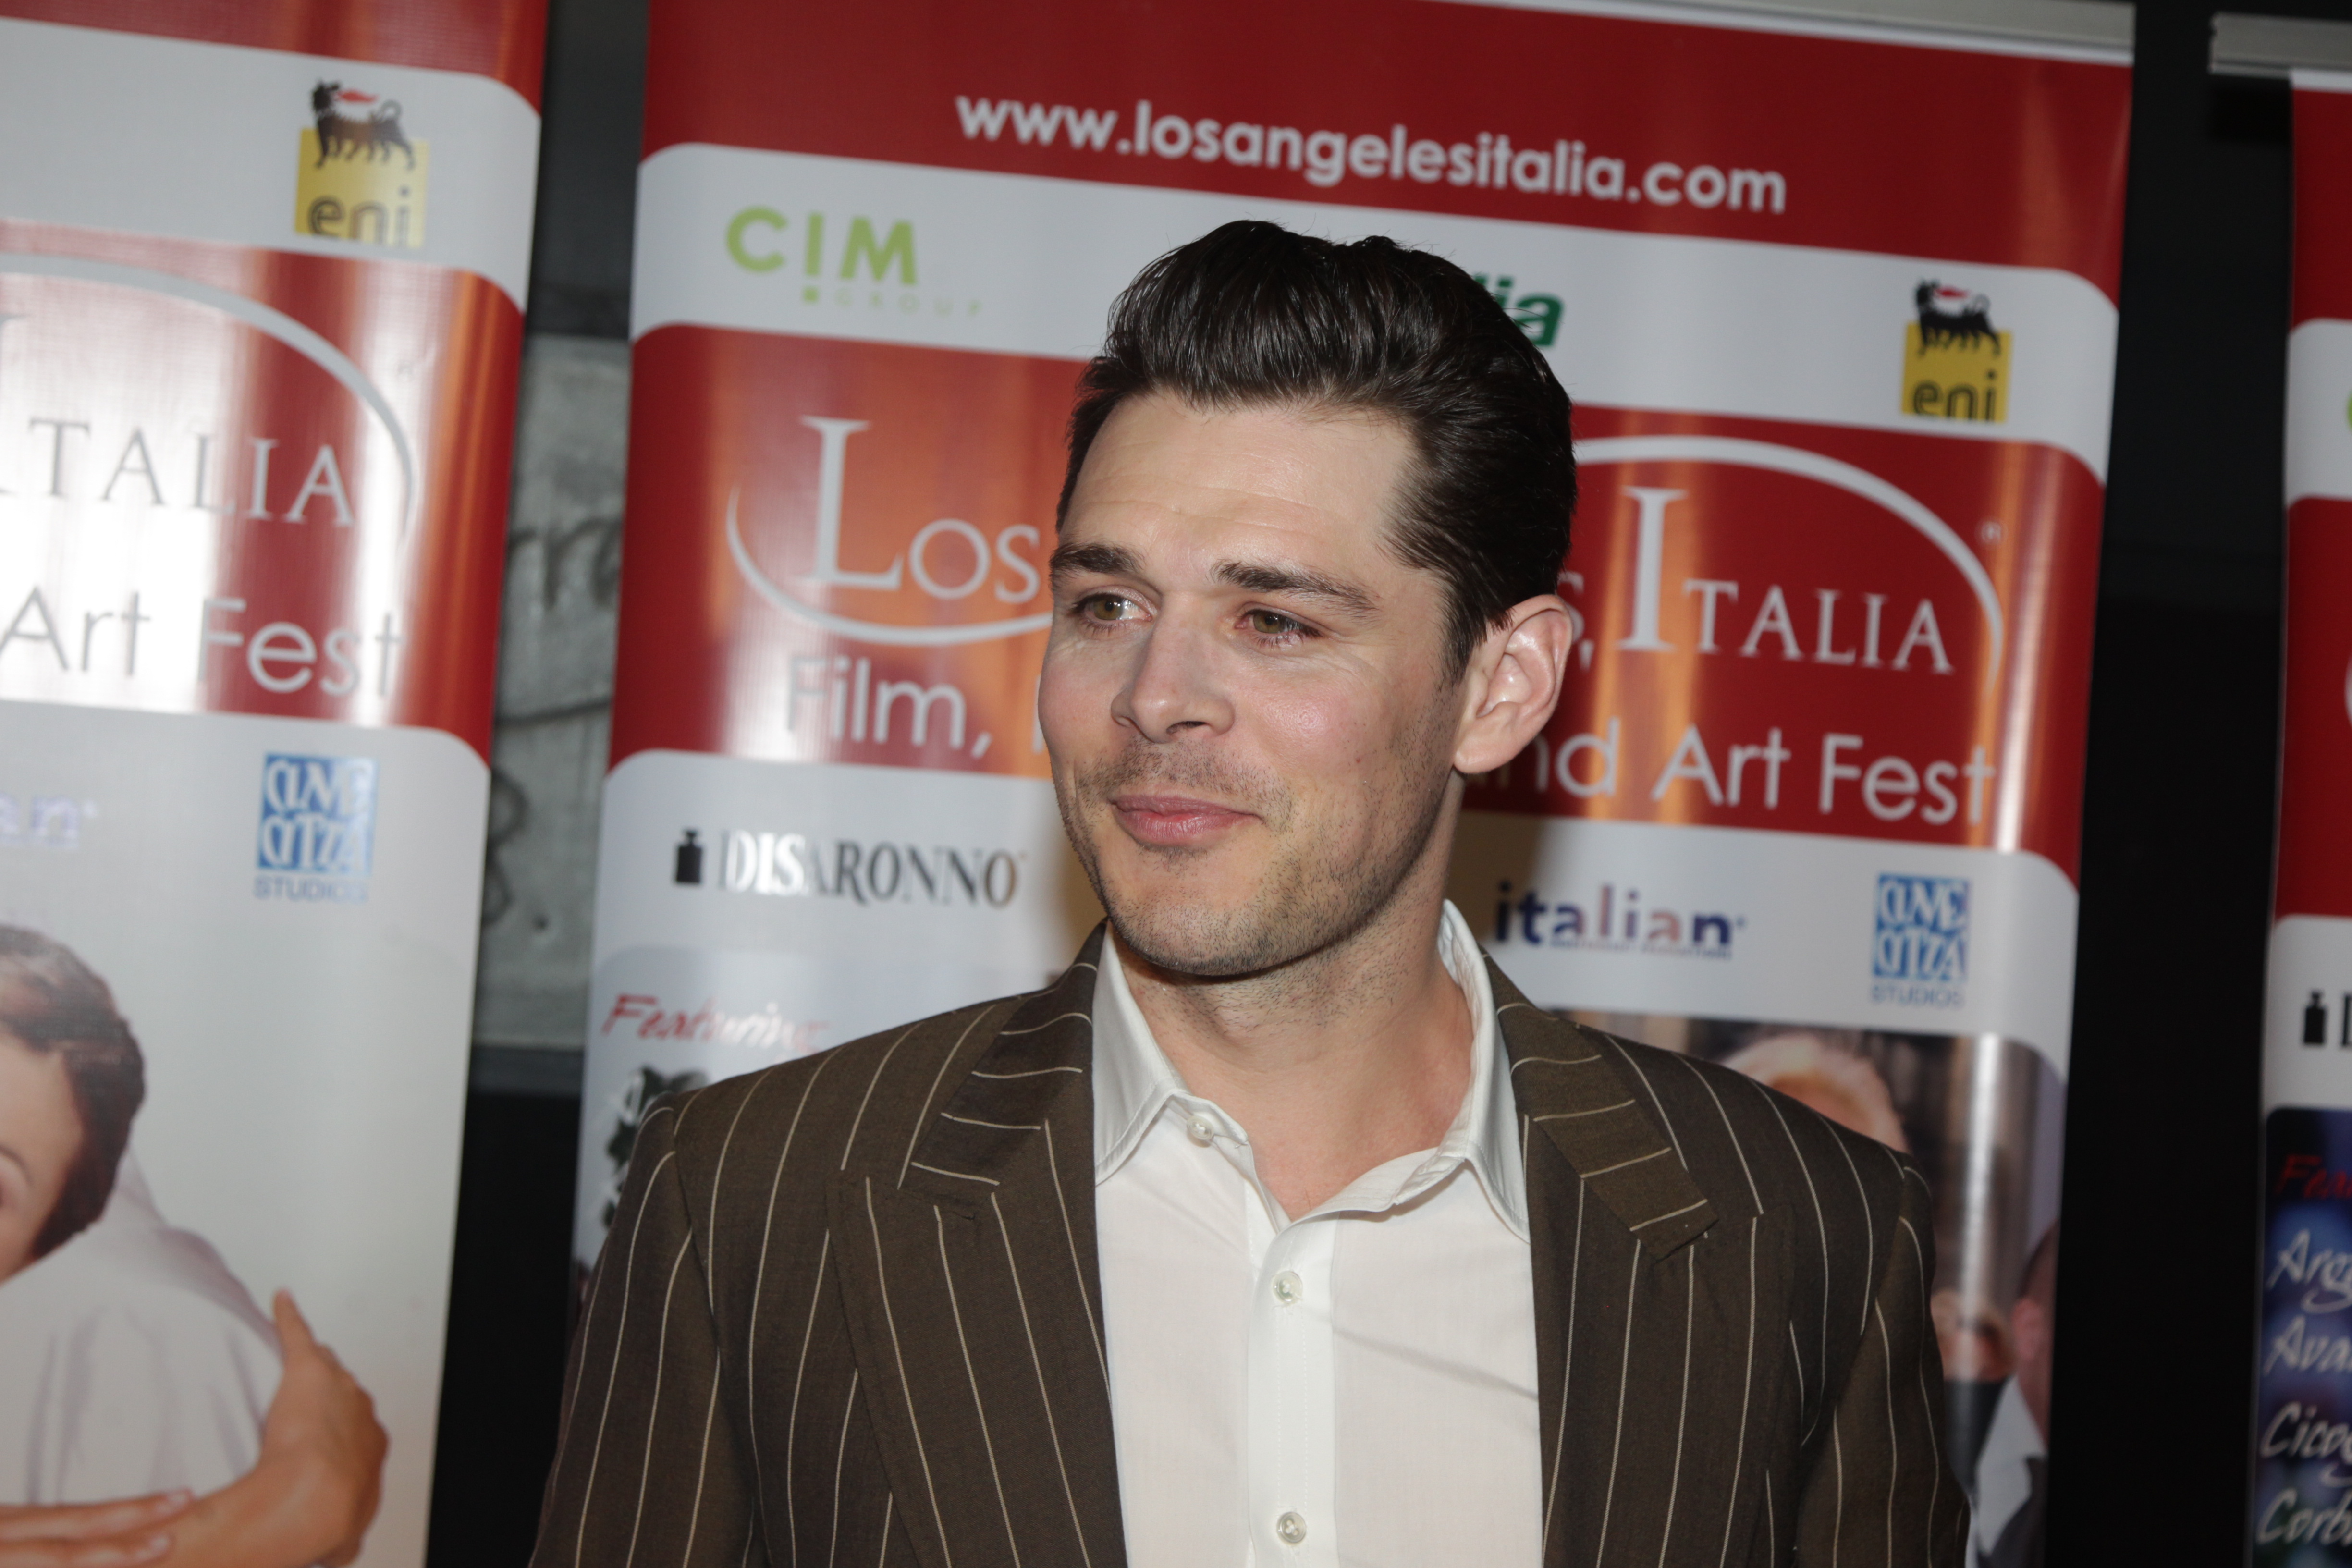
[
  {"left": 1578, "top": 434, "right": 2005, "bottom": 690},
  {"left": 0, "top": 251, "right": 419, "bottom": 536}
]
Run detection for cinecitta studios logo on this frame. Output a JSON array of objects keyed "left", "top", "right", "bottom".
[
  {"left": 1871, "top": 872, "right": 1967, "bottom": 1007},
  {"left": 255, "top": 753, "right": 376, "bottom": 903}
]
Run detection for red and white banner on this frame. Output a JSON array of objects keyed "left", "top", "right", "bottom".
[
  {"left": 0, "top": 4, "right": 540, "bottom": 1564},
  {"left": 2250, "top": 69, "right": 2352, "bottom": 1562},
  {"left": 584, "top": 5, "right": 2128, "bottom": 1555}
]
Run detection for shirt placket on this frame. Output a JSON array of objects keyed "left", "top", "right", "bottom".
[{"left": 1245, "top": 1187, "right": 1337, "bottom": 1568}]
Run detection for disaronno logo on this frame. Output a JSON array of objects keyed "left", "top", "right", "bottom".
[{"left": 296, "top": 82, "right": 428, "bottom": 249}]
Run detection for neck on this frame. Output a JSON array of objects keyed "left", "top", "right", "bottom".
[{"left": 1115, "top": 850, "right": 1475, "bottom": 1218}]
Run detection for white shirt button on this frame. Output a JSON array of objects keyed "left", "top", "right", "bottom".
[
  {"left": 1185, "top": 1113, "right": 1216, "bottom": 1145},
  {"left": 1275, "top": 1511, "right": 1308, "bottom": 1546},
  {"left": 1271, "top": 1270, "right": 1304, "bottom": 1306}
]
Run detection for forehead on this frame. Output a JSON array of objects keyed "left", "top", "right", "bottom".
[{"left": 1062, "top": 394, "right": 1414, "bottom": 568}]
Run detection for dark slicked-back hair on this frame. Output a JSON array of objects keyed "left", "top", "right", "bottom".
[
  {"left": 1059, "top": 220, "right": 1575, "bottom": 673},
  {"left": 0, "top": 927, "right": 143, "bottom": 1258}
]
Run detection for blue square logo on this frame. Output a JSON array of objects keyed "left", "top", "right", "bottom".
[
  {"left": 1873, "top": 873, "right": 1967, "bottom": 983},
  {"left": 257, "top": 755, "right": 376, "bottom": 877}
]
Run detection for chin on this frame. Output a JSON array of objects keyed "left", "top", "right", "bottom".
[
  {"left": 1090, "top": 857, "right": 1269, "bottom": 977},
  {"left": 1106, "top": 901, "right": 1293, "bottom": 980}
]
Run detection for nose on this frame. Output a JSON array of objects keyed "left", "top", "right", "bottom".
[{"left": 1113, "top": 612, "right": 1233, "bottom": 743}]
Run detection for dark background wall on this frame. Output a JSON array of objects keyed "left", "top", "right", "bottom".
[{"left": 424, "top": 0, "right": 2328, "bottom": 1560}]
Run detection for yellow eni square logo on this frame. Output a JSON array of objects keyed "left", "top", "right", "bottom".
[
  {"left": 295, "top": 82, "right": 426, "bottom": 249},
  {"left": 1901, "top": 282, "right": 2009, "bottom": 423}
]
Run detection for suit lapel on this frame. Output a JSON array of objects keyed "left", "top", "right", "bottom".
[
  {"left": 1494, "top": 963, "right": 1716, "bottom": 1257},
  {"left": 1493, "top": 962, "right": 1726, "bottom": 1568},
  {"left": 825, "top": 941, "right": 1745, "bottom": 1568},
  {"left": 826, "top": 930, "right": 1125, "bottom": 1568}
]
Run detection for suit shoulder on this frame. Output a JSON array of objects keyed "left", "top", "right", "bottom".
[
  {"left": 1573, "top": 1026, "right": 1915, "bottom": 1213},
  {"left": 657, "top": 991, "right": 1032, "bottom": 1173}
]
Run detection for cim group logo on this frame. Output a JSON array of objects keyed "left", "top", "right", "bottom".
[
  {"left": 723, "top": 207, "right": 982, "bottom": 320},
  {"left": 255, "top": 753, "right": 376, "bottom": 903},
  {"left": 1871, "top": 872, "right": 1967, "bottom": 1007}
]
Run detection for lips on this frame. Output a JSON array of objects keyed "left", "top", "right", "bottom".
[{"left": 1109, "top": 794, "right": 1256, "bottom": 847}]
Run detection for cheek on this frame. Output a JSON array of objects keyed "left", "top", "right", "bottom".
[
  {"left": 1037, "top": 636, "right": 1122, "bottom": 744},
  {"left": 0, "top": 1190, "right": 37, "bottom": 1280},
  {"left": 1245, "top": 667, "right": 1437, "bottom": 784},
  {"left": 1035, "top": 669, "right": 1088, "bottom": 767}
]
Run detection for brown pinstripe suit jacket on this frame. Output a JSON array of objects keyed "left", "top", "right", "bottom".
[{"left": 535, "top": 928, "right": 1968, "bottom": 1568}]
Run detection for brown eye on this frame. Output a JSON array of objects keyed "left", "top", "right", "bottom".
[
  {"left": 1082, "top": 594, "right": 1132, "bottom": 622},
  {"left": 1248, "top": 610, "right": 1303, "bottom": 637}
]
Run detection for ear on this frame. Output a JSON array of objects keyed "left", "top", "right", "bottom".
[{"left": 1453, "top": 594, "right": 1572, "bottom": 776}]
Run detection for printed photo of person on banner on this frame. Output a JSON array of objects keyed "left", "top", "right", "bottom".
[{"left": 0, "top": 930, "right": 386, "bottom": 1568}]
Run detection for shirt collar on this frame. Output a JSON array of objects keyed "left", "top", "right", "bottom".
[{"left": 1089, "top": 900, "right": 1529, "bottom": 1241}]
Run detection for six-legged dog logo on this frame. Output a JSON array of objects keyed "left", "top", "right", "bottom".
[
  {"left": 309, "top": 82, "right": 416, "bottom": 170},
  {"left": 1899, "top": 279, "right": 2010, "bottom": 423},
  {"left": 295, "top": 81, "right": 429, "bottom": 248}
]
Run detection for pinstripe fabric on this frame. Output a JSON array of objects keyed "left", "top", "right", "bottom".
[{"left": 535, "top": 928, "right": 1968, "bottom": 1568}]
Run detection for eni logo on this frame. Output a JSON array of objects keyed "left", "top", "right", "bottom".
[
  {"left": 294, "top": 82, "right": 427, "bottom": 249},
  {"left": 727, "top": 417, "right": 1050, "bottom": 647},
  {"left": 1900, "top": 281, "right": 2008, "bottom": 423}
]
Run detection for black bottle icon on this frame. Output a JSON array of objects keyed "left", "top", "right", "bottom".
[
  {"left": 2307, "top": 991, "right": 2328, "bottom": 1046},
  {"left": 674, "top": 830, "right": 705, "bottom": 886}
]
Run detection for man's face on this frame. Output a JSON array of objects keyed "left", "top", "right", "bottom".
[
  {"left": 1042, "top": 393, "right": 1470, "bottom": 978},
  {"left": 0, "top": 1031, "right": 81, "bottom": 1283}
]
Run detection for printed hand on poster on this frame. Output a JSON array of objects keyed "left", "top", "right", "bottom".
[{"left": 0, "top": 1295, "right": 384, "bottom": 1568}]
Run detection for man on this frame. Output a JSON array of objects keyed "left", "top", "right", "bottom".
[{"left": 536, "top": 221, "right": 1966, "bottom": 1568}]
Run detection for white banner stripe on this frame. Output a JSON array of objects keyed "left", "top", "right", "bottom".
[
  {"left": 632, "top": 145, "right": 2118, "bottom": 479},
  {"left": 2288, "top": 317, "right": 2352, "bottom": 505},
  {"left": 0, "top": 17, "right": 539, "bottom": 308}
]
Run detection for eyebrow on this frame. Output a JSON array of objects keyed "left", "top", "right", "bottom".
[
  {"left": 1049, "top": 541, "right": 1139, "bottom": 580},
  {"left": 1213, "top": 560, "right": 1378, "bottom": 617},
  {"left": 1051, "top": 542, "right": 1378, "bottom": 618}
]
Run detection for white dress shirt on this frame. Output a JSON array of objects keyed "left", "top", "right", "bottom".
[
  {"left": 1093, "top": 901, "right": 1542, "bottom": 1568},
  {"left": 0, "top": 1157, "right": 281, "bottom": 1504}
]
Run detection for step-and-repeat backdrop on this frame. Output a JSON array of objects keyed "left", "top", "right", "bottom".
[
  {"left": 2254, "top": 66, "right": 2352, "bottom": 1564},
  {"left": 581, "top": 5, "right": 2129, "bottom": 1558},
  {"left": 0, "top": 4, "right": 539, "bottom": 1565}
]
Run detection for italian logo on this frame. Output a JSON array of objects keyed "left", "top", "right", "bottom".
[
  {"left": 1901, "top": 282, "right": 2008, "bottom": 423},
  {"left": 295, "top": 81, "right": 428, "bottom": 249},
  {"left": 1871, "top": 872, "right": 1967, "bottom": 1006},
  {"left": 255, "top": 753, "right": 376, "bottom": 900}
]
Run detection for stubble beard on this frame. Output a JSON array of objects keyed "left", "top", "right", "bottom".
[{"left": 1054, "top": 727, "right": 1458, "bottom": 983}]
